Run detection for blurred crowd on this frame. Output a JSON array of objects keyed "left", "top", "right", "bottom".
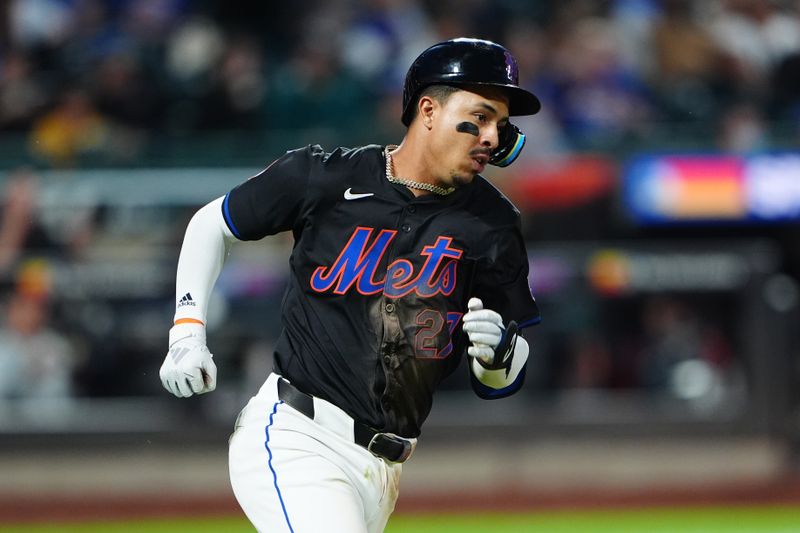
[
  {"left": 0, "top": 164, "right": 752, "bottom": 411},
  {"left": 0, "top": 0, "right": 799, "bottom": 167},
  {"left": 0, "top": 0, "right": 797, "bottom": 412},
  {"left": 0, "top": 168, "right": 103, "bottom": 405}
]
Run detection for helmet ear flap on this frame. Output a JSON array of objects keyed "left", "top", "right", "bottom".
[{"left": 489, "top": 123, "right": 526, "bottom": 167}]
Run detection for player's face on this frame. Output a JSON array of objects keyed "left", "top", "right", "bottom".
[{"left": 432, "top": 88, "right": 510, "bottom": 187}]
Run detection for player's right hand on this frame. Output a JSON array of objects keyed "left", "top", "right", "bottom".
[{"left": 159, "top": 322, "right": 217, "bottom": 398}]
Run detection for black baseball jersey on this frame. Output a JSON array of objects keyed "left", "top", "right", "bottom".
[{"left": 222, "top": 144, "right": 539, "bottom": 437}]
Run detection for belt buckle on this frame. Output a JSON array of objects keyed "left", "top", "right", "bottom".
[{"left": 367, "top": 432, "right": 415, "bottom": 463}]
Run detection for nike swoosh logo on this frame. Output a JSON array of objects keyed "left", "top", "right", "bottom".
[{"left": 344, "top": 188, "right": 374, "bottom": 200}]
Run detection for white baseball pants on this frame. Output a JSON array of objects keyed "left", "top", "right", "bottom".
[{"left": 229, "top": 373, "right": 403, "bottom": 533}]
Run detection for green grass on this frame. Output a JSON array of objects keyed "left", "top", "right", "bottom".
[
  {"left": 0, "top": 517, "right": 249, "bottom": 533},
  {"left": 1, "top": 506, "right": 799, "bottom": 533},
  {"left": 390, "top": 507, "right": 800, "bottom": 533}
]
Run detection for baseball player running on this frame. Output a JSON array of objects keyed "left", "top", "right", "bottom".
[{"left": 159, "top": 38, "right": 542, "bottom": 532}]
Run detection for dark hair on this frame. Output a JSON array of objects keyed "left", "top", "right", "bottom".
[{"left": 407, "top": 84, "right": 461, "bottom": 125}]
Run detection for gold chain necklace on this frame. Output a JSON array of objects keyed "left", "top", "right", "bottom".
[{"left": 384, "top": 145, "right": 455, "bottom": 196}]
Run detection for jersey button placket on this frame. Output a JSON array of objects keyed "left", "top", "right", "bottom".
[{"left": 385, "top": 302, "right": 395, "bottom": 313}]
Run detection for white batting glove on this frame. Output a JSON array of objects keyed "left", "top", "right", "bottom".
[
  {"left": 462, "top": 297, "right": 504, "bottom": 365},
  {"left": 159, "top": 322, "right": 217, "bottom": 398}
]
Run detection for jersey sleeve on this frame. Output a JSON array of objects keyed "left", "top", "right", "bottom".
[
  {"left": 473, "top": 219, "right": 540, "bottom": 329},
  {"left": 222, "top": 145, "right": 317, "bottom": 240}
]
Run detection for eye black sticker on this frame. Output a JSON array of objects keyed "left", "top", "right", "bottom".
[{"left": 456, "top": 122, "right": 479, "bottom": 136}]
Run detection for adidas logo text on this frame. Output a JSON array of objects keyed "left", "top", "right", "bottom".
[{"left": 177, "top": 292, "right": 196, "bottom": 307}]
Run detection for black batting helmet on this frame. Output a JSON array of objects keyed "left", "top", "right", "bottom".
[{"left": 401, "top": 38, "right": 541, "bottom": 126}]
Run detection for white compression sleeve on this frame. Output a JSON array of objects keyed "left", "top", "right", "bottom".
[
  {"left": 470, "top": 336, "right": 529, "bottom": 389},
  {"left": 173, "top": 196, "right": 236, "bottom": 324}
]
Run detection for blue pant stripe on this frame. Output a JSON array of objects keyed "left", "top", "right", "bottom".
[{"left": 265, "top": 400, "right": 294, "bottom": 533}]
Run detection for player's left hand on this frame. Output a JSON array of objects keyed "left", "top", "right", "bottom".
[
  {"left": 462, "top": 297, "right": 505, "bottom": 364},
  {"left": 159, "top": 322, "right": 217, "bottom": 398}
]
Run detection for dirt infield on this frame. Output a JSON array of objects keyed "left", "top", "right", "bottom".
[
  {"left": 2, "top": 436, "right": 796, "bottom": 524},
  {"left": 3, "top": 478, "right": 800, "bottom": 524}
]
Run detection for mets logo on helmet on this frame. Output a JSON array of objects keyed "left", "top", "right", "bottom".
[{"left": 504, "top": 50, "right": 518, "bottom": 83}]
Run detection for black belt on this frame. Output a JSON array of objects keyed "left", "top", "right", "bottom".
[{"left": 277, "top": 377, "right": 414, "bottom": 463}]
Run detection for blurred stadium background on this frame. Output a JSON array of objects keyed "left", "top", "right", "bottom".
[{"left": 1, "top": 0, "right": 800, "bottom": 530}]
